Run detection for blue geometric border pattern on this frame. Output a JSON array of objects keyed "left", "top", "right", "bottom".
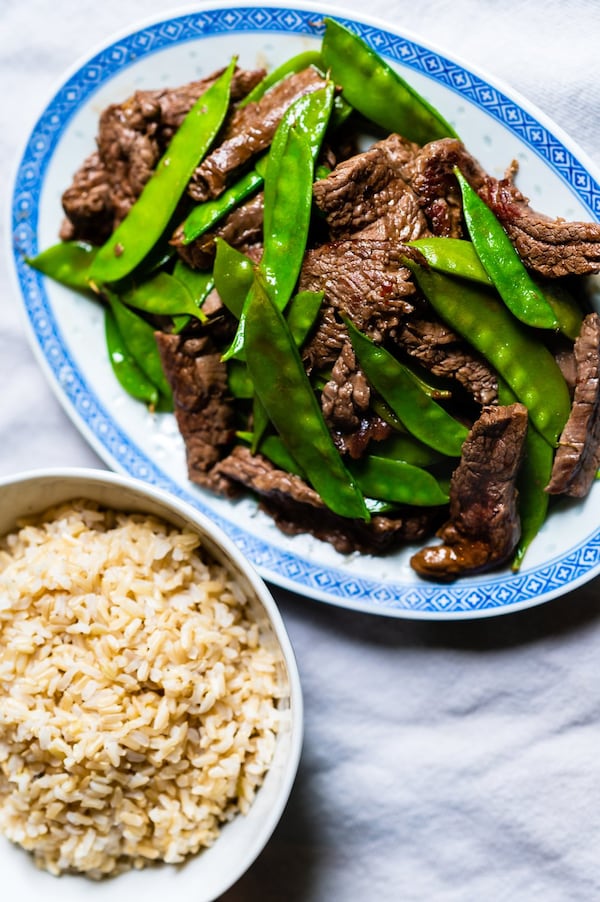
[{"left": 10, "top": 5, "right": 600, "bottom": 615}]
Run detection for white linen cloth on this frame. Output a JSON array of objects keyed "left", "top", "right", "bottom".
[{"left": 2, "top": 1, "right": 600, "bottom": 899}]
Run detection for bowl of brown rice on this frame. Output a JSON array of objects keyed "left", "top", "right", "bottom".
[{"left": 0, "top": 467, "right": 303, "bottom": 901}]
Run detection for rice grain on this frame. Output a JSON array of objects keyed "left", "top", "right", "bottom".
[{"left": 0, "top": 500, "right": 284, "bottom": 878}]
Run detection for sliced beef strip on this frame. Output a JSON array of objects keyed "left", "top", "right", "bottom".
[
  {"left": 172, "top": 191, "right": 264, "bottom": 270},
  {"left": 395, "top": 317, "right": 498, "bottom": 406},
  {"left": 60, "top": 66, "right": 265, "bottom": 243},
  {"left": 410, "top": 403, "right": 528, "bottom": 580},
  {"left": 155, "top": 331, "right": 237, "bottom": 495},
  {"left": 480, "top": 173, "right": 600, "bottom": 278},
  {"left": 402, "top": 138, "right": 600, "bottom": 277},
  {"left": 214, "top": 446, "right": 442, "bottom": 555},
  {"left": 545, "top": 312, "right": 600, "bottom": 497},
  {"left": 320, "top": 342, "right": 393, "bottom": 458},
  {"left": 299, "top": 239, "right": 416, "bottom": 332},
  {"left": 299, "top": 239, "right": 417, "bottom": 374},
  {"left": 187, "top": 67, "right": 327, "bottom": 202},
  {"left": 312, "top": 133, "right": 429, "bottom": 241},
  {"left": 302, "top": 305, "right": 347, "bottom": 374},
  {"left": 400, "top": 137, "right": 487, "bottom": 238}
]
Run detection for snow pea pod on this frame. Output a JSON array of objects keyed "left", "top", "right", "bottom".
[
  {"left": 345, "top": 318, "right": 469, "bottom": 457},
  {"left": 181, "top": 166, "right": 264, "bottom": 245},
  {"left": 228, "top": 361, "right": 253, "bottom": 399},
  {"left": 104, "top": 306, "right": 159, "bottom": 407},
  {"left": 169, "top": 263, "right": 214, "bottom": 332},
  {"left": 408, "top": 263, "right": 571, "bottom": 447},
  {"left": 172, "top": 260, "right": 214, "bottom": 307},
  {"left": 106, "top": 291, "right": 172, "bottom": 407},
  {"left": 285, "top": 290, "right": 324, "bottom": 348},
  {"left": 213, "top": 238, "right": 255, "bottom": 320},
  {"left": 260, "top": 82, "right": 335, "bottom": 309},
  {"left": 321, "top": 17, "right": 457, "bottom": 145},
  {"left": 244, "top": 274, "right": 369, "bottom": 521},
  {"left": 27, "top": 240, "right": 97, "bottom": 292},
  {"left": 407, "top": 238, "right": 493, "bottom": 285},
  {"left": 374, "top": 432, "right": 447, "bottom": 469},
  {"left": 122, "top": 272, "right": 208, "bottom": 321},
  {"left": 453, "top": 168, "right": 560, "bottom": 331},
  {"left": 350, "top": 456, "right": 450, "bottom": 507},
  {"left": 223, "top": 121, "right": 316, "bottom": 360},
  {"left": 222, "top": 84, "right": 335, "bottom": 359},
  {"left": 89, "top": 58, "right": 236, "bottom": 287}
]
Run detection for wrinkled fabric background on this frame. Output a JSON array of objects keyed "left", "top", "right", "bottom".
[{"left": 2, "top": 1, "right": 600, "bottom": 899}]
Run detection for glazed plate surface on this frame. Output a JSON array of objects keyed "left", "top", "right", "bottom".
[{"left": 10, "top": 1, "right": 600, "bottom": 618}]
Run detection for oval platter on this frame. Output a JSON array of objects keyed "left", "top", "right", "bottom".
[{"left": 9, "top": 1, "right": 600, "bottom": 618}]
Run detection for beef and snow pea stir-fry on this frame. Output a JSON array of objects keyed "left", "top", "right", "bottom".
[{"left": 29, "top": 18, "right": 600, "bottom": 580}]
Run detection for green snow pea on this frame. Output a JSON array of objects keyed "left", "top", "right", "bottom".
[
  {"left": 228, "top": 360, "right": 254, "bottom": 399},
  {"left": 222, "top": 83, "right": 335, "bottom": 360},
  {"left": 410, "top": 231, "right": 583, "bottom": 339},
  {"left": 172, "top": 259, "right": 215, "bottom": 307},
  {"left": 407, "top": 238, "right": 493, "bottom": 285},
  {"left": 213, "top": 239, "right": 255, "bottom": 320},
  {"left": 223, "top": 120, "right": 317, "bottom": 360},
  {"left": 408, "top": 263, "right": 571, "bottom": 447},
  {"left": 350, "top": 456, "right": 450, "bottom": 507},
  {"left": 104, "top": 306, "right": 160, "bottom": 407},
  {"left": 321, "top": 17, "right": 458, "bottom": 144},
  {"left": 122, "top": 272, "right": 208, "bottom": 321},
  {"left": 345, "top": 317, "right": 469, "bottom": 457},
  {"left": 285, "top": 289, "right": 324, "bottom": 348},
  {"left": 27, "top": 240, "right": 97, "bottom": 292},
  {"left": 89, "top": 58, "right": 236, "bottom": 287},
  {"left": 374, "top": 432, "right": 448, "bottom": 469},
  {"left": 244, "top": 274, "right": 369, "bottom": 521},
  {"left": 454, "top": 168, "right": 560, "bottom": 331},
  {"left": 260, "top": 82, "right": 335, "bottom": 309},
  {"left": 106, "top": 291, "right": 172, "bottom": 407}
]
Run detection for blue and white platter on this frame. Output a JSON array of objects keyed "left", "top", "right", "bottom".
[{"left": 10, "top": 1, "right": 600, "bottom": 618}]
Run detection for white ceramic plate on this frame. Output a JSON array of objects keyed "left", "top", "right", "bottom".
[{"left": 9, "top": 1, "right": 600, "bottom": 619}]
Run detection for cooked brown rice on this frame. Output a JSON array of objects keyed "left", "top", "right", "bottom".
[{"left": 0, "top": 500, "right": 284, "bottom": 879}]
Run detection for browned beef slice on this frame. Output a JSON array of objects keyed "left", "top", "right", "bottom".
[
  {"left": 60, "top": 66, "right": 265, "bottom": 243},
  {"left": 172, "top": 192, "right": 264, "bottom": 270},
  {"left": 480, "top": 175, "right": 600, "bottom": 278},
  {"left": 302, "top": 306, "right": 346, "bottom": 373},
  {"left": 299, "top": 239, "right": 416, "bottom": 374},
  {"left": 545, "top": 312, "right": 600, "bottom": 497},
  {"left": 396, "top": 318, "right": 498, "bottom": 405},
  {"left": 321, "top": 342, "right": 392, "bottom": 458},
  {"left": 402, "top": 138, "right": 600, "bottom": 276},
  {"left": 410, "top": 403, "right": 528, "bottom": 580},
  {"left": 187, "top": 67, "right": 327, "bottom": 202},
  {"left": 300, "top": 239, "right": 415, "bottom": 333},
  {"left": 155, "top": 332, "right": 237, "bottom": 494},
  {"left": 215, "top": 446, "right": 440, "bottom": 555},
  {"left": 312, "top": 134, "right": 429, "bottom": 241},
  {"left": 59, "top": 151, "right": 114, "bottom": 242},
  {"left": 401, "top": 138, "right": 487, "bottom": 238}
]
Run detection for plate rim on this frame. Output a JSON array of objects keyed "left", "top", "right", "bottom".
[{"left": 8, "top": 0, "right": 600, "bottom": 619}]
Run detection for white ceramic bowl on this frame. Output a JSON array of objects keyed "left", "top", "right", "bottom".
[{"left": 0, "top": 466, "right": 303, "bottom": 902}]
